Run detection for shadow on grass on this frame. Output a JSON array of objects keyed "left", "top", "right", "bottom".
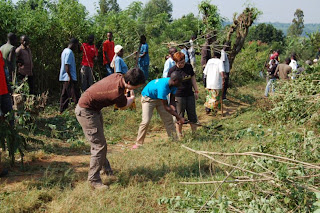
[{"left": 117, "top": 160, "right": 225, "bottom": 186}]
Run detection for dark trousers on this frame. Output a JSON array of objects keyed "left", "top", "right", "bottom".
[
  {"left": 18, "top": 73, "right": 34, "bottom": 95},
  {"left": 59, "top": 81, "right": 80, "bottom": 113},
  {"left": 223, "top": 72, "right": 230, "bottom": 99}
]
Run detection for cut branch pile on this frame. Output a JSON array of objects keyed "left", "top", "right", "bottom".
[{"left": 181, "top": 145, "right": 320, "bottom": 193}]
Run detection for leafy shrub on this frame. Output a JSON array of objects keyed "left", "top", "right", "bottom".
[{"left": 266, "top": 64, "right": 320, "bottom": 126}]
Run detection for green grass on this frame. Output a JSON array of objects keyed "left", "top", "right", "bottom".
[{"left": 0, "top": 81, "right": 319, "bottom": 212}]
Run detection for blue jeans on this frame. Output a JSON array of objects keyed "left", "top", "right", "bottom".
[
  {"left": 105, "top": 64, "right": 113, "bottom": 77},
  {"left": 265, "top": 78, "right": 276, "bottom": 97}
]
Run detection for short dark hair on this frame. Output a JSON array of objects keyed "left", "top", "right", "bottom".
[
  {"left": 285, "top": 57, "right": 291, "bottom": 64},
  {"left": 170, "top": 71, "right": 183, "bottom": 82},
  {"left": 8, "top": 33, "right": 16, "bottom": 42},
  {"left": 69, "top": 38, "right": 79, "bottom": 45},
  {"left": 88, "top": 34, "right": 94, "bottom": 40},
  {"left": 124, "top": 68, "right": 145, "bottom": 86},
  {"left": 107, "top": 31, "right": 112, "bottom": 35},
  {"left": 213, "top": 50, "right": 221, "bottom": 58}
]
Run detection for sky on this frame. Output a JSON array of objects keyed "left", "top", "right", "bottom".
[{"left": 83, "top": 0, "right": 320, "bottom": 24}]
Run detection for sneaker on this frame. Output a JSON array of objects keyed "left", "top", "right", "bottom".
[{"left": 90, "top": 181, "right": 108, "bottom": 190}]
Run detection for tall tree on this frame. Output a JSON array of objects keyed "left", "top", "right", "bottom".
[
  {"left": 287, "top": 9, "right": 304, "bottom": 37},
  {"left": 99, "top": 0, "right": 120, "bottom": 14},
  {"left": 142, "top": 0, "right": 173, "bottom": 21}
]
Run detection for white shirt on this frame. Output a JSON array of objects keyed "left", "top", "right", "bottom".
[
  {"left": 162, "top": 57, "right": 175, "bottom": 78},
  {"left": 221, "top": 50, "right": 230, "bottom": 73},
  {"left": 188, "top": 39, "right": 196, "bottom": 63},
  {"left": 203, "top": 58, "right": 225, "bottom": 90},
  {"left": 289, "top": 59, "right": 297, "bottom": 71}
]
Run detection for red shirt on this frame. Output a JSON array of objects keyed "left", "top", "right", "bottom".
[
  {"left": 0, "top": 51, "right": 8, "bottom": 95},
  {"left": 102, "top": 40, "right": 115, "bottom": 65},
  {"left": 80, "top": 43, "right": 98, "bottom": 68}
]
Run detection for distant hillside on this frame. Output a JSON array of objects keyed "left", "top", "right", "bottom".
[
  {"left": 222, "top": 21, "right": 320, "bottom": 36},
  {"left": 266, "top": 22, "right": 320, "bottom": 36}
]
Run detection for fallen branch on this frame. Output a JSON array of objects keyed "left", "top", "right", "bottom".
[
  {"left": 180, "top": 178, "right": 273, "bottom": 185},
  {"left": 198, "top": 150, "right": 320, "bottom": 170}
]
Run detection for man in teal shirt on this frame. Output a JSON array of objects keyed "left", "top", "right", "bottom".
[{"left": 135, "top": 72, "right": 185, "bottom": 148}]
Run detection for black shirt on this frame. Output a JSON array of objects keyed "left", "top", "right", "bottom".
[{"left": 168, "top": 63, "right": 195, "bottom": 97}]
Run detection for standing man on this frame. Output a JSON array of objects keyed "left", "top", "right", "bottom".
[
  {"left": 203, "top": 51, "right": 224, "bottom": 115},
  {"left": 274, "top": 58, "right": 292, "bottom": 81},
  {"left": 138, "top": 35, "right": 150, "bottom": 81},
  {"left": 264, "top": 59, "right": 278, "bottom": 97},
  {"left": 59, "top": 38, "right": 80, "bottom": 113},
  {"left": 0, "top": 50, "right": 13, "bottom": 177},
  {"left": 103, "top": 32, "right": 115, "bottom": 76},
  {"left": 162, "top": 47, "right": 177, "bottom": 78},
  {"left": 76, "top": 68, "right": 145, "bottom": 189},
  {"left": 80, "top": 35, "right": 98, "bottom": 91},
  {"left": 0, "top": 33, "right": 17, "bottom": 82},
  {"left": 135, "top": 72, "right": 185, "bottom": 147},
  {"left": 201, "top": 34, "right": 213, "bottom": 87},
  {"left": 188, "top": 35, "right": 197, "bottom": 72},
  {"left": 16, "top": 35, "right": 34, "bottom": 94},
  {"left": 113, "top": 45, "right": 128, "bottom": 74},
  {"left": 221, "top": 44, "right": 230, "bottom": 100}
]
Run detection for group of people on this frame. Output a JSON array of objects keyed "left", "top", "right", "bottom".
[
  {"left": 59, "top": 33, "right": 150, "bottom": 113},
  {"left": 68, "top": 33, "right": 231, "bottom": 189},
  {"left": 0, "top": 31, "right": 232, "bottom": 188},
  {"left": 264, "top": 50, "right": 312, "bottom": 97}
]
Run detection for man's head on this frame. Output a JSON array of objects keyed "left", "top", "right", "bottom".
[
  {"left": 124, "top": 68, "right": 145, "bottom": 89},
  {"left": 191, "top": 35, "right": 197, "bottom": 41},
  {"left": 107, "top": 32, "right": 113, "bottom": 41},
  {"left": 8, "top": 33, "right": 17, "bottom": 45},
  {"left": 20, "top": 35, "right": 29, "bottom": 47},
  {"left": 140, "top": 35, "right": 146, "bottom": 44},
  {"left": 169, "top": 71, "right": 183, "bottom": 87},
  {"left": 114, "top": 45, "right": 123, "bottom": 57},
  {"left": 87, "top": 34, "right": 94, "bottom": 44},
  {"left": 291, "top": 53, "right": 297, "bottom": 61},
  {"left": 271, "top": 59, "right": 276, "bottom": 65},
  {"left": 69, "top": 38, "right": 79, "bottom": 51},
  {"left": 213, "top": 50, "right": 221, "bottom": 58},
  {"left": 169, "top": 47, "right": 177, "bottom": 57},
  {"left": 285, "top": 58, "right": 291, "bottom": 65},
  {"left": 172, "top": 52, "right": 185, "bottom": 68}
]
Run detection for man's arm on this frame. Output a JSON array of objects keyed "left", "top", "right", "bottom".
[
  {"left": 191, "top": 75, "right": 199, "bottom": 100},
  {"left": 161, "top": 97, "right": 185, "bottom": 124},
  {"left": 7, "top": 47, "right": 16, "bottom": 75}
]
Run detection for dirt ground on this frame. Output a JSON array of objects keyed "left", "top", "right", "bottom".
[{"left": 0, "top": 96, "right": 251, "bottom": 191}]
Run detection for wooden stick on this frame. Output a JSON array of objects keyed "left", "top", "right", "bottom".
[
  {"left": 182, "top": 145, "right": 273, "bottom": 179},
  {"left": 180, "top": 178, "right": 273, "bottom": 185},
  {"left": 197, "top": 161, "right": 240, "bottom": 213},
  {"left": 198, "top": 151, "right": 320, "bottom": 170}
]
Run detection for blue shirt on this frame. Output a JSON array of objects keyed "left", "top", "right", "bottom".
[
  {"left": 115, "top": 56, "right": 128, "bottom": 74},
  {"left": 138, "top": 43, "right": 149, "bottom": 66},
  {"left": 181, "top": 48, "right": 189, "bottom": 63},
  {"left": 59, "top": 48, "right": 77, "bottom": 81},
  {"left": 141, "top": 78, "right": 177, "bottom": 100},
  {"left": 162, "top": 58, "right": 176, "bottom": 78}
]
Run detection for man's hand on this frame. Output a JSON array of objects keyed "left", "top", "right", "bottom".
[
  {"left": 195, "top": 92, "right": 199, "bottom": 100},
  {"left": 177, "top": 117, "right": 185, "bottom": 125}
]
